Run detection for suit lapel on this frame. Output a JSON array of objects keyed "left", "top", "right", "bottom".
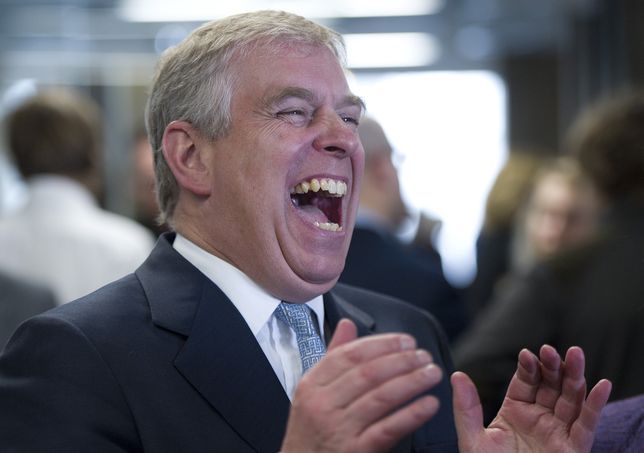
[
  {"left": 137, "top": 236, "right": 412, "bottom": 452},
  {"left": 174, "top": 283, "right": 290, "bottom": 452},
  {"left": 324, "top": 288, "right": 414, "bottom": 453},
  {"left": 324, "top": 289, "right": 375, "bottom": 338},
  {"left": 137, "top": 234, "right": 290, "bottom": 452}
]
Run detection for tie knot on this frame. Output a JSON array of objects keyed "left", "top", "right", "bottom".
[{"left": 276, "top": 302, "right": 318, "bottom": 338}]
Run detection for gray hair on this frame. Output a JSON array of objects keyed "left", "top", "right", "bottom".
[{"left": 144, "top": 10, "right": 347, "bottom": 226}]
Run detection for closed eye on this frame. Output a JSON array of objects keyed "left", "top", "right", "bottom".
[
  {"left": 340, "top": 115, "right": 360, "bottom": 126},
  {"left": 279, "top": 109, "right": 306, "bottom": 117},
  {"left": 276, "top": 109, "right": 312, "bottom": 126}
]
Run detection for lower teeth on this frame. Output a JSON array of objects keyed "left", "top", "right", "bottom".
[{"left": 314, "top": 221, "right": 342, "bottom": 232}]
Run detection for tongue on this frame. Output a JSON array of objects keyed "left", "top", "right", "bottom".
[{"left": 298, "top": 204, "right": 330, "bottom": 224}]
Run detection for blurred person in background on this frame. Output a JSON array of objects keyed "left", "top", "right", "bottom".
[
  {"left": 466, "top": 151, "right": 545, "bottom": 315},
  {"left": 454, "top": 91, "right": 644, "bottom": 424},
  {"left": 0, "top": 270, "right": 55, "bottom": 348},
  {"left": 130, "top": 125, "right": 167, "bottom": 236},
  {"left": 479, "top": 156, "right": 602, "bottom": 308},
  {"left": 339, "top": 116, "right": 467, "bottom": 342},
  {"left": 514, "top": 156, "right": 601, "bottom": 272},
  {"left": 0, "top": 80, "right": 39, "bottom": 216},
  {"left": 0, "top": 88, "right": 155, "bottom": 304},
  {"left": 591, "top": 391, "right": 644, "bottom": 453}
]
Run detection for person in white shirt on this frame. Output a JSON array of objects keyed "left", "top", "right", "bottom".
[{"left": 0, "top": 89, "right": 155, "bottom": 304}]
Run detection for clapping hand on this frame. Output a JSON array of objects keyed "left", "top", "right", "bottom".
[
  {"left": 452, "top": 345, "right": 612, "bottom": 453},
  {"left": 281, "top": 319, "right": 443, "bottom": 453}
]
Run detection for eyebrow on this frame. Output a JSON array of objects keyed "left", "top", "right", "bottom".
[
  {"left": 341, "top": 94, "right": 367, "bottom": 114},
  {"left": 260, "top": 87, "right": 365, "bottom": 114}
]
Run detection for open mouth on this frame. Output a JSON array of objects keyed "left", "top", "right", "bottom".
[{"left": 290, "top": 177, "right": 347, "bottom": 232}]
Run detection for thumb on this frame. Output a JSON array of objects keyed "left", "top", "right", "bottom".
[
  {"left": 327, "top": 318, "right": 358, "bottom": 351},
  {"left": 451, "top": 371, "right": 485, "bottom": 451}
]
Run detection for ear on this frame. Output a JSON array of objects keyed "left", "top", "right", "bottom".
[{"left": 162, "top": 121, "right": 211, "bottom": 196}]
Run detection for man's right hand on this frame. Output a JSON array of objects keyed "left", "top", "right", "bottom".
[{"left": 280, "top": 319, "right": 443, "bottom": 453}]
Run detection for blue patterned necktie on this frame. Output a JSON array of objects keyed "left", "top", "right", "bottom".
[{"left": 275, "top": 302, "right": 326, "bottom": 373}]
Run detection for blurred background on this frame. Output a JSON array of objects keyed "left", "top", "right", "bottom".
[{"left": 1, "top": 0, "right": 643, "bottom": 287}]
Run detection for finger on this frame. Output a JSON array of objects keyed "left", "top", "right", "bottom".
[
  {"left": 575, "top": 379, "right": 612, "bottom": 434},
  {"left": 562, "top": 346, "right": 585, "bottom": 381},
  {"left": 535, "top": 345, "right": 564, "bottom": 409},
  {"left": 570, "top": 379, "right": 612, "bottom": 451},
  {"left": 553, "top": 347, "right": 587, "bottom": 424},
  {"left": 310, "top": 331, "right": 417, "bottom": 386},
  {"left": 538, "top": 344, "right": 563, "bottom": 374},
  {"left": 347, "top": 362, "right": 443, "bottom": 430},
  {"left": 327, "top": 319, "right": 358, "bottom": 351},
  {"left": 359, "top": 395, "right": 440, "bottom": 453},
  {"left": 505, "top": 348, "right": 540, "bottom": 403},
  {"left": 451, "top": 371, "right": 484, "bottom": 451},
  {"left": 324, "top": 348, "right": 435, "bottom": 408}
]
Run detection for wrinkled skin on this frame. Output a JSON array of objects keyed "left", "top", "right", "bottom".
[{"left": 167, "top": 43, "right": 364, "bottom": 303}]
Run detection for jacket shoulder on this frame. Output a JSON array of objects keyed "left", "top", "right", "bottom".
[{"left": 332, "top": 282, "right": 445, "bottom": 330}]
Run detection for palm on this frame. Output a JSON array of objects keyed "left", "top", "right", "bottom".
[{"left": 452, "top": 346, "right": 612, "bottom": 453}]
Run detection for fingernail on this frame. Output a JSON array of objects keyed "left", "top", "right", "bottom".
[
  {"left": 423, "top": 364, "right": 442, "bottom": 380},
  {"left": 400, "top": 335, "right": 415, "bottom": 350},
  {"left": 416, "top": 350, "right": 432, "bottom": 365}
]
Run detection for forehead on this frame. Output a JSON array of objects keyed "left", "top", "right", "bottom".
[{"left": 231, "top": 42, "right": 357, "bottom": 103}]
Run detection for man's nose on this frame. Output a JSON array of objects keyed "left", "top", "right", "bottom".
[{"left": 312, "top": 111, "right": 360, "bottom": 157}]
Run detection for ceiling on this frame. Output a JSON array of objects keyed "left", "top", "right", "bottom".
[{"left": 0, "top": 0, "right": 598, "bottom": 87}]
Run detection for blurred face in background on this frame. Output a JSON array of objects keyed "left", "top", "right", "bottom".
[
  {"left": 358, "top": 117, "right": 409, "bottom": 230},
  {"left": 371, "top": 151, "right": 408, "bottom": 228},
  {"left": 524, "top": 171, "right": 600, "bottom": 259}
]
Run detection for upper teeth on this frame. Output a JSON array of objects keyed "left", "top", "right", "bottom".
[{"left": 290, "top": 178, "right": 347, "bottom": 197}]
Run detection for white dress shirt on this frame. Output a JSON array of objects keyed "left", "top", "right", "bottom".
[
  {"left": 173, "top": 234, "right": 325, "bottom": 400},
  {"left": 0, "top": 176, "right": 155, "bottom": 304}
]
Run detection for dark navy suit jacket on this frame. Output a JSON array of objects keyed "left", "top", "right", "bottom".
[
  {"left": 0, "top": 272, "right": 56, "bottom": 348},
  {"left": 341, "top": 226, "right": 468, "bottom": 342},
  {"left": 0, "top": 233, "right": 458, "bottom": 452}
]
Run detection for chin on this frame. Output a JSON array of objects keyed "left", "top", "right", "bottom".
[
  {"left": 289, "top": 280, "right": 338, "bottom": 303},
  {"left": 277, "top": 270, "right": 341, "bottom": 302}
]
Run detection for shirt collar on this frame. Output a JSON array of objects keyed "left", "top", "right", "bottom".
[{"left": 172, "top": 234, "right": 325, "bottom": 336}]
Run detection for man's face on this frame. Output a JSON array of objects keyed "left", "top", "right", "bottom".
[{"left": 199, "top": 44, "right": 364, "bottom": 301}]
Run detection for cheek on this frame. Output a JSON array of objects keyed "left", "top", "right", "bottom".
[
  {"left": 245, "top": 133, "right": 297, "bottom": 178},
  {"left": 256, "top": 120, "right": 296, "bottom": 147}
]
